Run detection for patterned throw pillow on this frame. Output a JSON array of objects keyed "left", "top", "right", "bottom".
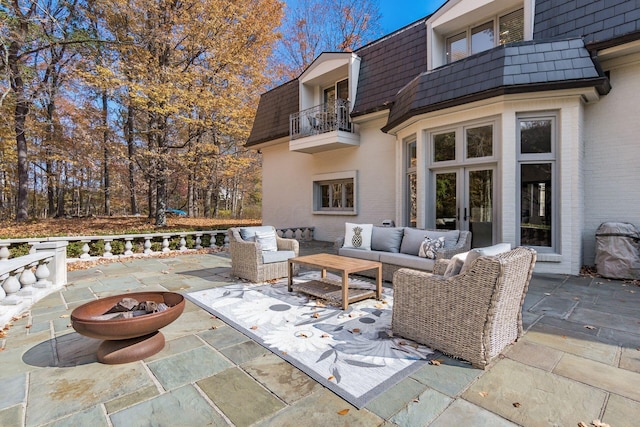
[
  {"left": 418, "top": 236, "right": 445, "bottom": 259},
  {"left": 343, "top": 223, "right": 373, "bottom": 250}
]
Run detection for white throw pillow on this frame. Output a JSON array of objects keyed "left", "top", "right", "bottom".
[
  {"left": 418, "top": 236, "right": 445, "bottom": 259},
  {"left": 255, "top": 230, "right": 278, "bottom": 252},
  {"left": 460, "top": 243, "right": 512, "bottom": 273},
  {"left": 343, "top": 223, "right": 373, "bottom": 250},
  {"left": 443, "top": 251, "right": 469, "bottom": 278}
]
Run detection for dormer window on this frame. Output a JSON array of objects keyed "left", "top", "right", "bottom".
[{"left": 445, "top": 8, "right": 524, "bottom": 64}]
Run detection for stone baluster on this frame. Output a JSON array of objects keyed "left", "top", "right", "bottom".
[
  {"left": 29, "top": 242, "right": 37, "bottom": 254},
  {"left": 162, "top": 236, "right": 170, "bottom": 253},
  {"left": 34, "top": 257, "right": 53, "bottom": 288},
  {"left": 179, "top": 234, "right": 187, "bottom": 251},
  {"left": 124, "top": 238, "right": 134, "bottom": 256},
  {"left": 209, "top": 233, "right": 218, "bottom": 249},
  {"left": 143, "top": 237, "right": 153, "bottom": 254},
  {"left": 195, "top": 233, "right": 203, "bottom": 250},
  {"left": 0, "top": 274, "right": 6, "bottom": 301},
  {"left": 32, "top": 242, "right": 68, "bottom": 287},
  {"left": 1, "top": 268, "right": 23, "bottom": 305},
  {"left": 103, "top": 239, "right": 113, "bottom": 257},
  {"left": 17, "top": 262, "right": 37, "bottom": 296},
  {"left": 80, "top": 240, "right": 91, "bottom": 259},
  {"left": 0, "top": 244, "right": 10, "bottom": 261}
]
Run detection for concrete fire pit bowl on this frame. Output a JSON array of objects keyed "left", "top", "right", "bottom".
[{"left": 71, "top": 291, "right": 185, "bottom": 364}]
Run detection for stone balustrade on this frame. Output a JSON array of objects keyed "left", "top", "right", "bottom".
[
  {"left": 0, "top": 241, "right": 68, "bottom": 329},
  {"left": 0, "top": 226, "right": 314, "bottom": 328}
]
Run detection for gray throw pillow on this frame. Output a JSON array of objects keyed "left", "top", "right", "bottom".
[
  {"left": 371, "top": 226, "right": 404, "bottom": 253},
  {"left": 399, "top": 228, "right": 428, "bottom": 256}
]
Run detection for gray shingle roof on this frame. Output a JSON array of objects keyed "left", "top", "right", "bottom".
[
  {"left": 383, "top": 38, "right": 610, "bottom": 132},
  {"left": 534, "top": 0, "right": 640, "bottom": 48},
  {"left": 246, "top": 18, "right": 428, "bottom": 146},
  {"left": 351, "top": 18, "right": 428, "bottom": 117},
  {"left": 246, "top": 79, "right": 299, "bottom": 147}
]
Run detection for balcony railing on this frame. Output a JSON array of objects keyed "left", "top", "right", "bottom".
[{"left": 290, "top": 99, "right": 354, "bottom": 140}]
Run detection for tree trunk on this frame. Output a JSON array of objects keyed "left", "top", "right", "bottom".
[
  {"left": 126, "top": 101, "right": 138, "bottom": 215},
  {"left": 102, "top": 91, "right": 111, "bottom": 216}
]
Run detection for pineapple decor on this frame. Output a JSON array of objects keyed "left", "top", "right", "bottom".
[{"left": 351, "top": 226, "right": 363, "bottom": 248}]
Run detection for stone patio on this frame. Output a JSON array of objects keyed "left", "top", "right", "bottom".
[{"left": 1, "top": 241, "right": 639, "bottom": 426}]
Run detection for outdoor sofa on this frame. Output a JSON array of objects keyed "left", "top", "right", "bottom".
[{"left": 335, "top": 225, "right": 471, "bottom": 282}]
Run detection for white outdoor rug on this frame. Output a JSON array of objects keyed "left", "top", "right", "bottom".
[{"left": 186, "top": 272, "right": 437, "bottom": 408}]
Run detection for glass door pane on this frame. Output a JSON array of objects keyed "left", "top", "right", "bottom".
[
  {"left": 435, "top": 172, "right": 458, "bottom": 230},
  {"left": 467, "top": 169, "right": 493, "bottom": 247}
]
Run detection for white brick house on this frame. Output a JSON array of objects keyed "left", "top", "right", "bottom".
[{"left": 247, "top": 0, "right": 640, "bottom": 275}]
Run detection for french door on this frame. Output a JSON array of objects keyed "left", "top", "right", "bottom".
[{"left": 433, "top": 166, "right": 495, "bottom": 248}]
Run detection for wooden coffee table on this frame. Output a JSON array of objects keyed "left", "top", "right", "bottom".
[{"left": 288, "top": 253, "right": 382, "bottom": 310}]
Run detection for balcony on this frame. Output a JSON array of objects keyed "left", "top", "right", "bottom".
[{"left": 289, "top": 99, "right": 360, "bottom": 154}]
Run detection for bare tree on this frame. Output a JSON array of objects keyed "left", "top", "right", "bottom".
[{"left": 273, "top": 0, "right": 382, "bottom": 81}]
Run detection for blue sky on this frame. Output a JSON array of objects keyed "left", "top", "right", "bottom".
[{"left": 379, "top": 0, "right": 447, "bottom": 33}]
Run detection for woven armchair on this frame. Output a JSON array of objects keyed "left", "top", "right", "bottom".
[
  {"left": 392, "top": 247, "right": 536, "bottom": 369},
  {"left": 228, "top": 227, "right": 299, "bottom": 282}
]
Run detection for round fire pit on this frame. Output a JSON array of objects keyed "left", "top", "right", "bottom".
[{"left": 71, "top": 291, "right": 185, "bottom": 364}]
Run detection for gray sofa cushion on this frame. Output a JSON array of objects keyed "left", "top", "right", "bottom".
[
  {"left": 371, "top": 226, "right": 404, "bottom": 253},
  {"left": 262, "top": 250, "right": 296, "bottom": 264},
  {"left": 380, "top": 252, "right": 436, "bottom": 271},
  {"left": 399, "top": 228, "right": 429, "bottom": 255},
  {"left": 338, "top": 247, "right": 382, "bottom": 261}
]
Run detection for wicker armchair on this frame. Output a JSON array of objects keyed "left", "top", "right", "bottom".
[
  {"left": 392, "top": 247, "right": 537, "bottom": 369},
  {"left": 228, "top": 226, "right": 299, "bottom": 282}
]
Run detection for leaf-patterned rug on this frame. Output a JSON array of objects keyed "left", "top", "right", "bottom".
[{"left": 186, "top": 272, "right": 437, "bottom": 408}]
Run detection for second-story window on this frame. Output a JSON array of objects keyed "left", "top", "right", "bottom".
[{"left": 446, "top": 8, "right": 524, "bottom": 64}]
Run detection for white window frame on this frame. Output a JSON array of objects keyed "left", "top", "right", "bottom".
[
  {"left": 312, "top": 171, "right": 357, "bottom": 215},
  {"left": 445, "top": 8, "right": 524, "bottom": 64},
  {"left": 404, "top": 136, "right": 417, "bottom": 227},
  {"left": 516, "top": 112, "right": 558, "bottom": 253}
]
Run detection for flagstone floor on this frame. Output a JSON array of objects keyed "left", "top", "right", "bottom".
[{"left": 1, "top": 241, "right": 639, "bottom": 426}]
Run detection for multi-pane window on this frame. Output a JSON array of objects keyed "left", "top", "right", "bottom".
[
  {"left": 446, "top": 8, "right": 524, "bottom": 63},
  {"left": 406, "top": 138, "right": 417, "bottom": 227},
  {"left": 518, "top": 116, "right": 555, "bottom": 250},
  {"left": 315, "top": 178, "right": 354, "bottom": 212}
]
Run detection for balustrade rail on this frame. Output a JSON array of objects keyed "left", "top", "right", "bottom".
[
  {"left": 0, "top": 226, "right": 314, "bottom": 327},
  {"left": 290, "top": 99, "right": 353, "bottom": 140}
]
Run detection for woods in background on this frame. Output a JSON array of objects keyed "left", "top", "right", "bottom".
[{"left": 0, "top": 0, "right": 381, "bottom": 225}]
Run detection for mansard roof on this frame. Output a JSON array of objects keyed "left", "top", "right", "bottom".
[
  {"left": 383, "top": 38, "right": 610, "bottom": 132},
  {"left": 534, "top": 0, "right": 640, "bottom": 50},
  {"left": 246, "top": 79, "right": 299, "bottom": 146}
]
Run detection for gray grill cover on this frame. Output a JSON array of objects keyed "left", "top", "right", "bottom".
[{"left": 595, "top": 222, "right": 640, "bottom": 279}]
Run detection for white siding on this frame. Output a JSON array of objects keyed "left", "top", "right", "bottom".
[
  {"left": 583, "top": 55, "right": 640, "bottom": 265},
  {"left": 261, "top": 117, "right": 396, "bottom": 243}
]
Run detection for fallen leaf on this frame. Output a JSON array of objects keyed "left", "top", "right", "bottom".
[
  {"left": 321, "top": 333, "right": 330, "bottom": 338},
  {"left": 328, "top": 375, "right": 335, "bottom": 381},
  {"left": 312, "top": 312, "right": 320, "bottom": 318},
  {"left": 412, "top": 398, "right": 420, "bottom": 403},
  {"left": 210, "top": 315, "right": 217, "bottom": 319},
  {"left": 250, "top": 325, "right": 258, "bottom": 330},
  {"left": 374, "top": 303, "right": 384, "bottom": 309},
  {"left": 584, "top": 325, "right": 596, "bottom": 330},
  {"left": 429, "top": 359, "right": 441, "bottom": 366},
  {"left": 315, "top": 301, "right": 326, "bottom": 308},
  {"left": 512, "top": 402, "right": 521, "bottom": 408},
  {"left": 592, "top": 420, "right": 610, "bottom": 427},
  {"left": 578, "top": 422, "right": 589, "bottom": 427},
  {"left": 337, "top": 409, "right": 349, "bottom": 415},
  {"left": 478, "top": 391, "right": 489, "bottom": 397},
  {"left": 60, "top": 314, "right": 70, "bottom": 318},
  {"left": 351, "top": 328, "right": 361, "bottom": 333},
  {"left": 25, "top": 325, "right": 31, "bottom": 329},
  {"left": 211, "top": 326, "right": 218, "bottom": 330}
]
